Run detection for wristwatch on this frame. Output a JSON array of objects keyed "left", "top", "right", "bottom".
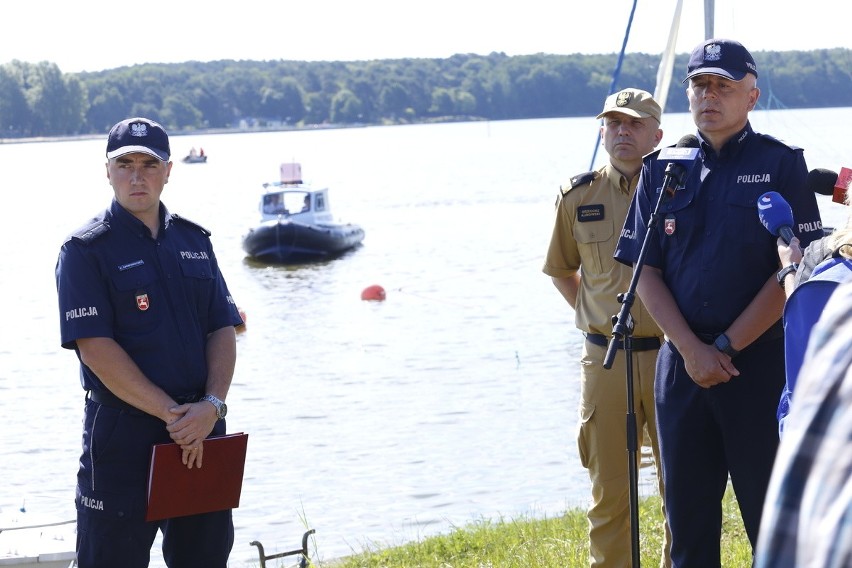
[
  {"left": 714, "top": 333, "right": 740, "bottom": 358},
  {"left": 776, "top": 263, "right": 798, "bottom": 287},
  {"left": 201, "top": 394, "right": 228, "bottom": 420}
]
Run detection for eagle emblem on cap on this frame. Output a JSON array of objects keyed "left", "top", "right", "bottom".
[
  {"left": 616, "top": 91, "right": 632, "bottom": 107},
  {"left": 704, "top": 43, "right": 722, "bottom": 61},
  {"left": 130, "top": 123, "right": 148, "bottom": 137}
]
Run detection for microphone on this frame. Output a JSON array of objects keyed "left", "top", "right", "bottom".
[
  {"left": 807, "top": 168, "right": 837, "bottom": 196},
  {"left": 657, "top": 135, "right": 701, "bottom": 197},
  {"left": 758, "top": 191, "right": 795, "bottom": 245},
  {"left": 834, "top": 167, "right": 852, "bottom": 205}
]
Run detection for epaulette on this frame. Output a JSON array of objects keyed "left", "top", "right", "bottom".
[
  {"left": 171, "top": 213, "right": 212, "bottom": 236},
  {"left": 69, "top": 219, "right": 110, "bottom": 244},
  {"left": 757, "top": 132, "right": 802, "bottom": 152},
  {"left": 560, "top": 171, "right": 598, "bottom": 196}
]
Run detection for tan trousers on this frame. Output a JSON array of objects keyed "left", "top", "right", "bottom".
[{"left": 577, "top": 340, "right": 672, "bottom": 568}]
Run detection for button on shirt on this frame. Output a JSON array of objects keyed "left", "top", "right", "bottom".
[
  {"left": 56, "top": 199, "right": 243, "bottom": 395},
  {"left": 544, "top": 164, "right": 662, "bottom": 338},
  {"left": 614, "top": 123, "right": 823, "bottom": 333}
]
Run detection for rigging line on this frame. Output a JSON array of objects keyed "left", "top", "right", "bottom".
[{"left": 588, "top": 0, "right": 638, "bottom": 171}]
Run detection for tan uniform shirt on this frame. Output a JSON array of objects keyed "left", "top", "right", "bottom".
[{"left": 543, "top": 164, "right": 663, "bottom": 338}]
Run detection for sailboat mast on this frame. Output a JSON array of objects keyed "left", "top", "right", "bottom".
[
  {"left": 705, "top": 0, "right": 715, "bottom": 38},
  {"left": 587, "top": 0, "right": 638, "bottom": 170},
  {"left": 653, "top": 0, "right": 684, "bottom": 114}
]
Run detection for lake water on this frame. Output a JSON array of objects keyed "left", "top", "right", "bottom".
[{"left": 1, "top": 109, "right": 849, "bottom": 566}]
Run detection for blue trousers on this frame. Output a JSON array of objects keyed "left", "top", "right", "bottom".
[
  {"left": 655, "top": 338, "right": 783, "bottom": 567},
  {"left": 75, "top": 399, "right": 233, "bottom": 568}
]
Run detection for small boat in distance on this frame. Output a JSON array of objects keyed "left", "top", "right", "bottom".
[
  {"left": 241, "top": 163, "right": 365, "bottom": 264},
  {"left": 182, "top": 147, "right": 207, "bottom": 163}
]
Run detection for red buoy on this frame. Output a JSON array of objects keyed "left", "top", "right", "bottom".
[{"left": 361, "top": 284, "right": 386, "bottom": 301}]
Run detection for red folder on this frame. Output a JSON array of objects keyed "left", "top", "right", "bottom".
[{"left": 145, "top": 432, "right": 249, "bottom": 521}]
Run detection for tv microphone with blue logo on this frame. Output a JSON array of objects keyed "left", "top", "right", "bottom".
[{"left": 757, "top": 191, "right": 795, "bottom": 245}]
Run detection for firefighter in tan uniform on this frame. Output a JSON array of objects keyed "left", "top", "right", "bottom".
[{"left": 543, "top": 88, "right": 671, "bottom": 567}]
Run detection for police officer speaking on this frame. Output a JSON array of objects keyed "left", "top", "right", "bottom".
[{"left": 614, "top": 39, "right": 823, "bottom": 566}]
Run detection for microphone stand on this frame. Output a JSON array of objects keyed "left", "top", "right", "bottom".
[{"left": 602, "top": 162, "right": 687, "bottom": 567}]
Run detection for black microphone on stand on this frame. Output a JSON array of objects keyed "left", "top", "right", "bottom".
[{"left": 658, "top": 134, "right": 701, "bottom": 197}]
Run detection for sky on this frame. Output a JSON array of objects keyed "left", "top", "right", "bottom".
[{"left": 2, "top": 0, "right": 850, "bottom": 73}]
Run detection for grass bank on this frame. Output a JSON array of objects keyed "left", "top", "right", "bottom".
[{"left": 306, "top": 487, "right": 751, "bottom": 567}]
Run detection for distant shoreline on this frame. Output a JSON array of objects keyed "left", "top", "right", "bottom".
[
  {"left": 0, "top": 123, "right": 360, "bottom": 146},
  {"left": 0, "top": 116, "right": 494, "bottom": 146}
]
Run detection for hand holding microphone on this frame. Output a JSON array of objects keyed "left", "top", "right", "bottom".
[{"left": 777, "top": 236, "right": 802, "bottom": 269}]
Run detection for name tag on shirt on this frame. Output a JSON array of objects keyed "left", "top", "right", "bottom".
[{"left": 578, "top": 204, "right": 605, "bottom": 222}]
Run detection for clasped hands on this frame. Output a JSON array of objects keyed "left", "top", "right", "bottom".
[
  {"left": 165, "top": 401, "right": 218, "bottom": 469},
  {"left": 683, "top": 341, "right": 740, "bottom": 388}
]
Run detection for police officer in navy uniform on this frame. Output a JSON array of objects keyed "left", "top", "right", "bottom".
[
  {"left": 55, "top": 117, "right": 243, "bottom": 568},
  {"left": 614, "top": 40, "right": 823, "bottom": 566},
  {"left": 544, "top": 88, "right": 671, "bottom": 567}
]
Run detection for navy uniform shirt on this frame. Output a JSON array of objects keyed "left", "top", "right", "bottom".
[
  {"left": 56, "top": 199, "right": 243, "bottom": 396},
  {"left": 614, "top": 122, "right": 823, "bottom": 334}
]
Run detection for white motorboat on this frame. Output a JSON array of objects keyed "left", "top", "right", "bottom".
[{"left": 241, "top": 163, "right": 365, "bottom": 264}]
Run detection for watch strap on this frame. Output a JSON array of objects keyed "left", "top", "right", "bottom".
[
  {"left": 714, "top": 333, "right": 740, "bottom": 358},
  {"left": 201, "top": 394, "right": 227, "bottom": 419},
  {"left": 776, "top": 264, "right": 798, "bottom": 286}
]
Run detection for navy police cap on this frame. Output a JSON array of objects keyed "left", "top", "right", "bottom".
[
  {"left": 106, "top": 117, "right": 170, "bottom": 161},
  {"left": 684, "top": 39, "right": 758, "bottom": 83}
]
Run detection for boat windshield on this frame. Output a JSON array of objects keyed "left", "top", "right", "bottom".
[{"left": 262, "top": 191, "right": 311, "bottom": 215}]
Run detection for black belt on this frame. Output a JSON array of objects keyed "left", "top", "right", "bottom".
[
  {"left": 584, "top": 332, "right": 661, "bottom": 352},
  {"left": 87, "top": 389, "right": 202, "bottom": 415}
]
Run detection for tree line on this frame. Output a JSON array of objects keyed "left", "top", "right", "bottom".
[{"left": 1, "top": 48, "right": 850, "bottom": 139}]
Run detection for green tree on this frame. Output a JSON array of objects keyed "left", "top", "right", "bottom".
[
  {"left": 346, "top": 77, "right": 377, "bottom": 122},
  {"left": 330, "top": 89, "right": 364, "bottom": 123},
  {"left": 377, "top": 82, "right": 411, "bottom": 119},
  {"left": 304, "top": 91, "right": 331, "bottom": 124},
  {"left": 455, "top": 90, "right": 477, "bottom": 115},
  {"left": 429, "top": 87, "right": 454, "bottom": 116},
  {"left": 20, "top": 62, "right": 86, "bottom": 135},
  {"left": 259, "top": 77, "right": 306, "bottom": 124},
  {"left": 86, "top": 84, "right": 127, "bottom": 132},
  {"left": 0, "top": 65, "right": 31, "bottom": 136},
  {"left": 2, "top": 47, "right": 851, "bottom": 138},
  {"left": 161, "top": 94, "right": 202, "bottom": 130},
  {"left": 129, "top": 103, "right": 161, "bottom": 124}
]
